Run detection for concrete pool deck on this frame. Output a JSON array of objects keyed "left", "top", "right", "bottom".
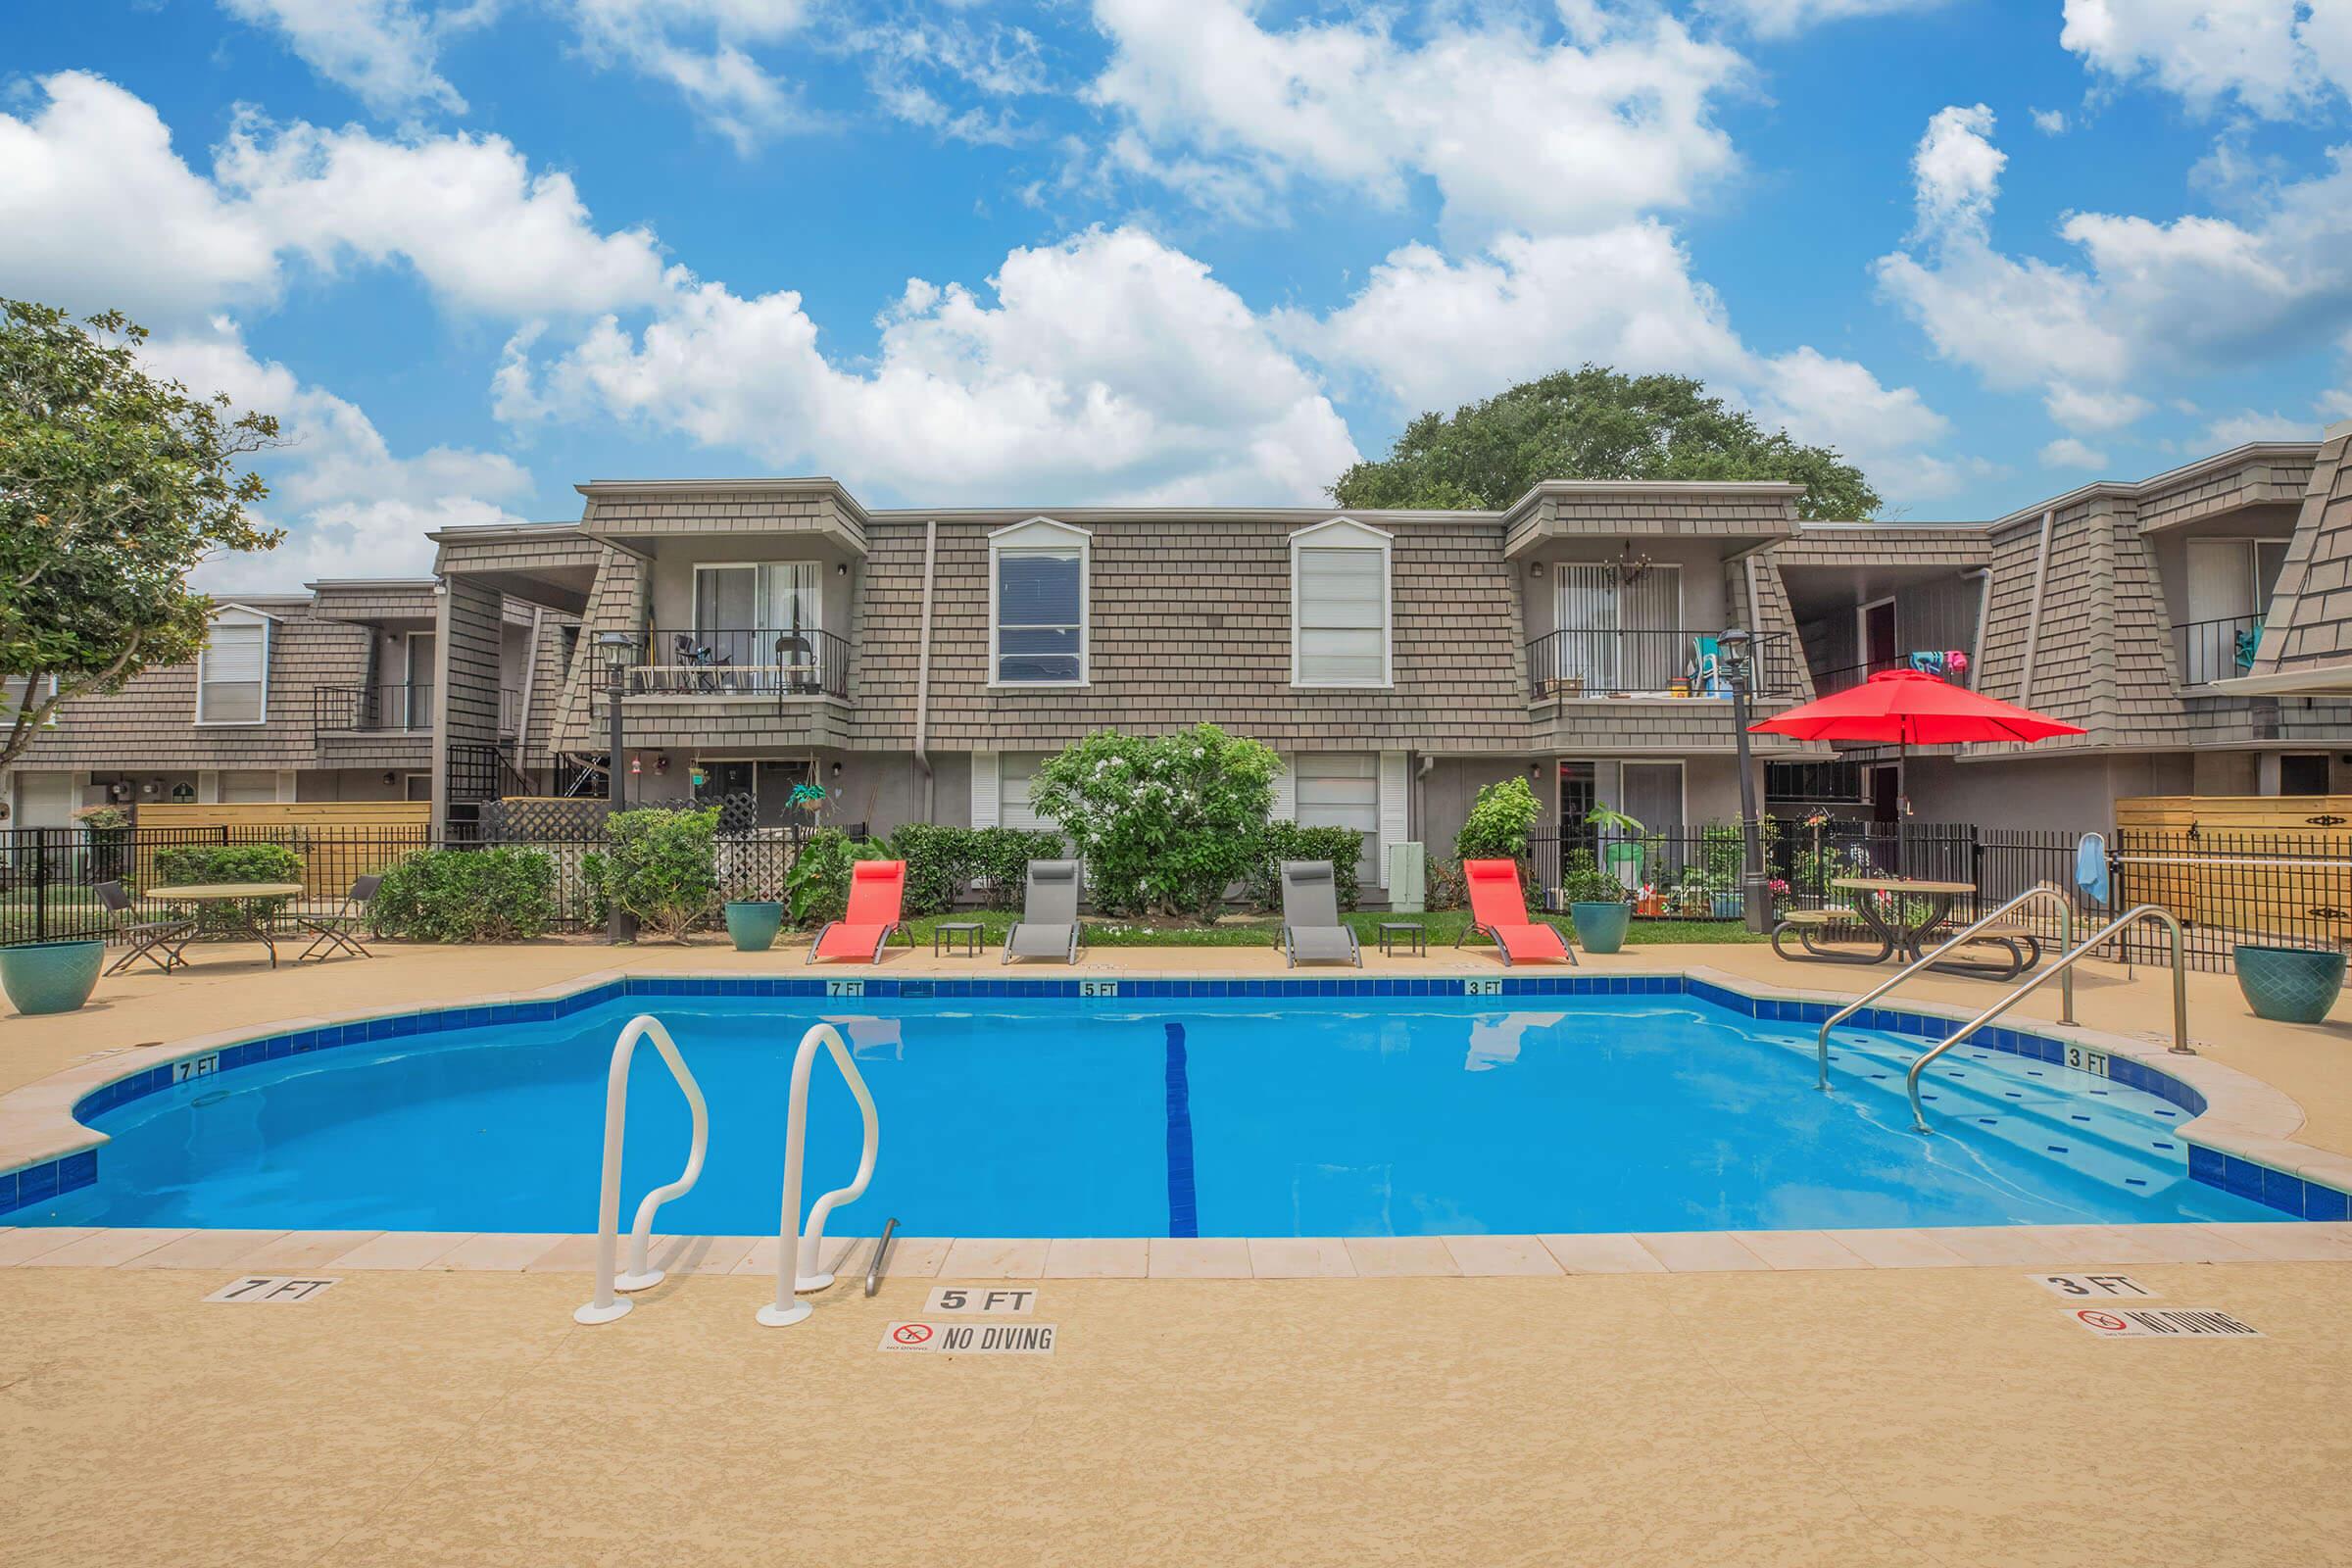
[{"left": 5, "top": 936, "right": 2352, "bottom": 1562}]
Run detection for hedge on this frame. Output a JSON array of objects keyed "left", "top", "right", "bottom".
[
  {"left": 1243, "top": 822, "right": 1366, "bottom": 912},
  {"left": 881, "top": 824, "right": 1068, "bottom": 914},
  {"left": 150, "top": 843, "right": 305, "bottom": 933},
  {"left": 368, "top": 848, "right": 557, "bottom": 942}
]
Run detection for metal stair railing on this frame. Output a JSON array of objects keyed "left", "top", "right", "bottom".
[
  {"left": 575, "top": 1014, "right": 710, "bottom": 1325},
  {"left": 759, "top": 1022, "right": 882, "bottom": 1328}
]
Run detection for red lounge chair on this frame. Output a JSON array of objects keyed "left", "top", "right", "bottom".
[
  {"left": 807, "top": 859, "right": 913, "bottom": 965},
  {"left": 1457, "top": 858, "right": 1577, "bottom": 966}
]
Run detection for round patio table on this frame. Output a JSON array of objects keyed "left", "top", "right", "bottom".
[
  {"left": 1830, "top": 876, "right": 1977, "bottom": 965},
  {"left": 145, "top": 883, "right": 307, "bottom": 968}
]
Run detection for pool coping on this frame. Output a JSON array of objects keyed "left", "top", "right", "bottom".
[{"left": 2, "top": 962, "right": 2348, "bottom": 1229}]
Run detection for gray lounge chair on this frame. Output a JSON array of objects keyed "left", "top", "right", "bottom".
[
  {"left": 1003, "top": 859, "right": 1085, "bottom": 964},
  {"left": 1279, "top": 859, "right": 1361, "bottom": 967}
]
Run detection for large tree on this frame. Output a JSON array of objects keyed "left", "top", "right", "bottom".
[
  {"left": 1329, "top": 365, "right": 1881, "bottom": 520},
  {"left": 0, "top": 299, "right": 282, "bottom": 770}
]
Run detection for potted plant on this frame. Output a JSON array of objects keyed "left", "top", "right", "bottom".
[
  {"left": 722, "top": 865, "right": 786, "bottom": 953},
  {"left": 1, "top": 938, "right": 104, "bottom": 1015},
  {"left": 1561, "top": 857, "right": 1634, "bottom": 954},
  {"left": 2233, "top": 943, "right": 2347, "bottom": 1024},
  {"left": 74, "top": 804, "right": 134, "bottom": 882}
]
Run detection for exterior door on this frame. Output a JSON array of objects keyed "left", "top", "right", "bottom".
[
  {"left": 1869, "top": 763, "right": 1900, "bottom": 824},
  {"left": 1861, "top": 601, "right": 1898, "bottom": 672},
  {"left": 1294, "top": 754, "right": 1380, "bottom": 882},
  {"left": 1620, "top": 761, "right": 1685, "bottom": 883},
  {"left": 1554, "top": 564, "right": 1682, "bottom": 693},
  {"left": 404, "top": 633, "right": 435, "bottom": 729},
  {"left": 13, "top": 771, "right": 74, "bottom": 828}
]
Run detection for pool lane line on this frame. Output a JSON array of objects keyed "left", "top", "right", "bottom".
[{"left": 1163, "top": 1021, "right": 1199, "bottom": 1238}]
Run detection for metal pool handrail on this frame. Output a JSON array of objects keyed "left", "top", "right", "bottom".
[
  {"left": 759, "top": 1022, "right": 882, "bottom": 1329},
  {"left": 575, "top": 1014, "right": 710, "bottom": 1326},
  {"left": 1904, "top": 904, "right": 2192, "bottom": 1135},
  {"left": 1814, "top": 886, "right": 2078, "bottom": 1092}
]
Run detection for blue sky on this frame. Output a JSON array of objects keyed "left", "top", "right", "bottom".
[{"left": 6, "top": 1, "right": 2352, "bottom": 586}]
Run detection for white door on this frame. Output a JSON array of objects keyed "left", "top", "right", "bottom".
[
  {"left": 220, "top": 769, "right": 279, "bottom": 803},
  {"left": 12, "top": 772, "right": 74, "bottom": 828},
  {"left": 2182, "top": 540, "right": 2259, "bottom": 683},
  {"left": 1294, "top": 754, "right": 1380, "bottom": 883}
]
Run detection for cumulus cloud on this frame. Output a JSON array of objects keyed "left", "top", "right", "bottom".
[
  {"left": 1085, "top": 0, "right": 1745, "bottom": 241},
  {"left": 1875, "top": 103, "right": 2352, "bottom": 444},
  {"left": 0, "top": 73, "right": 670, "bottom": 324},
  {"left": 1702, "top": 0, "right": 1946, "bottom": 39},
  {"left": 499, "top": 225, "right": 1361, "bottom": 504},
  {"left": 2060, "top": 0, "right": 2352, "bottom": 118},
  {"left": 151, "top": 321, "right": 533, "bottom": 586},
  {"left": 2031, "top": 106, "right": 2070, "bottom": 134},
  {"left": 219, "top": 0, "right": 481, "bottom": 117},
  {"left": 2039, "top": 436, "right": 2107, "bottom": 468},
  {"left": 564, "top": 0, "right": 822, "bottom": 152}
]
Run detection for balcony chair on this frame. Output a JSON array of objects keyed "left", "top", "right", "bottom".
[
  {"left": 95, "top": 880, "right": 195, "bottom": 976},
  {"left": 775, "top": 632, "right": 818, "bottom": 696}
]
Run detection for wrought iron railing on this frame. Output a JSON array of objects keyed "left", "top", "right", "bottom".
[
  {"left": 314, "top": 684, "right": 520, "bottom": 738},
  {"left": 1808, "top": 655, "right": 1967, "bottom": 697},
  {"left": 2174, "top": 612, "right": 2262, "bottom": 687},
  {"left": 1526, "top": 629, "right": 1798, "bottom": 699},
  {"left": 630, "top": 627, "right": 851, "bottom": 699}
]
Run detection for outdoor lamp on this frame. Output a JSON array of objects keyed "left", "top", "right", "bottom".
[
  {"left": 1718, "top": 625, "right": 1771, "bottom": 934},
  {"left": 1718, "top": 625, "right": 1752, "bottom": 674},
  {"left": 597, "top": 630, "right": 633, "bottom": 671}
]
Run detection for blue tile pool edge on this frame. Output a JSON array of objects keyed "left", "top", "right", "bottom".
[{"left": 2, "top": 970, "right": 2341, "bottom": 1223}]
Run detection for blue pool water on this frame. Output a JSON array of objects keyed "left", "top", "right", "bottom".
[{"left": 30, "top": 994, "right": 2281, "bottom": 1235}]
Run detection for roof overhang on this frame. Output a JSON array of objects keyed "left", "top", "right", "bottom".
[
  {"left": 2209, "top": 665, "right": 2352, "bottom": 699},
  {"left": 577, "top": 477, "right": 870, "bottom": 555}
]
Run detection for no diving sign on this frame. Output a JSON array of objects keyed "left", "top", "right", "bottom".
[
  {"left": 2069, "top": 1306, "right": 2262, "bottom": 1339},
  {"left": 879, "top": 1321, "right": 1058, "bottom": 1355}
]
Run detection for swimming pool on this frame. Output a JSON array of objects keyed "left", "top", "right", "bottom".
[{"left": 16, "top": 985, "right": 2295, "bottom": 1236}]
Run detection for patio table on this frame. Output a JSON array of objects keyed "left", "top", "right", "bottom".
[
  {"left": 1829, "top": 876, "right": 1977, "bottom": 966},
  {"left": 143, "top": 882, "right": 307, "bottom": 968}
]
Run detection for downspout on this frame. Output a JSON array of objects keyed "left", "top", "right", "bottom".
[
  {"left": 514, "top": 605, "right": 544, "bottom": 780},
  {"left": 2019, "top": 510, "right": 2055, "bottom": 710},
  {"left": 1960, "top": 568, "right": 1992, "bottom": 691},
  {"left": 913, "top": 519, "right": 938, "bottom": 822},
  {"left": 1415, "top": 754, "right": 1435, "bottom": 850}
]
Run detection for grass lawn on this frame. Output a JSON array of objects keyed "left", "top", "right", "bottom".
[{"left": 896, "top": 909, "right": 1765, "bottom": 950}]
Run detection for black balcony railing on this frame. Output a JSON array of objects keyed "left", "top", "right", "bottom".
[
  {"left": 1808, "top": 655, "right": 1970, "bottom": 697},
  {"left": 2175, "top": 612, "right": 2262, "bottom": 686},
  {"left": 1528, "top": 629, "right": 1799, "bottom": 700},
  {"left": 314, "top": 684, "right": 521, "bottom": 739},
  {"left": 631, "top": 626, "right": 851, "bottom": 699}
]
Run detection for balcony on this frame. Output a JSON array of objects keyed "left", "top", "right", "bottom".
[
  {"left": 1809, "top": 656, "right": 1968, "bottom": 698},
  {"left": 1528, "top": 629, "right": 1800, "bottom": 700},
  {"left": 314, "top": 684, "right": 521, "bottom": 741},
  {"left": 2175, "top": 613, "right": 2262, "bottom": 687},
  {"left": 628, "top": 627, "right": 851, "bottom": 700}
]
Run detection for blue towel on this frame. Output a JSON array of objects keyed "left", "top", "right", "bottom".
[{"left": 2075, "top": 833, "right": 2110, "bottom": 906}]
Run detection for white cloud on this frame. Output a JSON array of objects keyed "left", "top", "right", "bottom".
[
  {"left": 219, "top": 0, "right": 479, "bottom": 117},
  {"left": 1085, "top": 0, "right": 1746, "bottom": 240},
  {"left": 850, "top": 14, "right": 1052, "bottom": 146},
  {"left": 2039, "top": 436, "right": 2107, "bottom": 468},
  {"left": 151, "top": 321, "right": 532, "bottom": 587},
  {"left": 1874, "top": 104, "right": 2352, "bottom": 441},
  {"left": 562, "top": 0, "right": 820, "bottom": 152},
  {"left": 2199, "top": 409, "right": 2320, "bottom": 446},
  {"left": 1702, "top": 0, "right": 1945, "bottom": 40},
  {"left": 2059, "top": 0, "right": 2352, "bottom": 118},
  {"left": 2031, "top": 106, "right": 2070, "bottom": 134},
  {"left": 501, "top": 225, "right": 1360, "bottom": 503},
  {"left": 0, "top": 73, "right": 670, "bottom": 324},
  {"left": 1277, "top": 228, "right": 1958, "bottom": 501}
]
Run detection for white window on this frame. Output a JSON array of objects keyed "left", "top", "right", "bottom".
[
  {"left": 2, "top": 675, "right": 60, "bottom": 729},
  {"left": 196, "top": 611, "right": 270, "bottom": 724},
  {"left": 1293, "top": 754, "right": 1381, "bottom": 883},
  {"left": 220, "top": 769, "right": 279, "bottom": 803},
  {"left": 1291, "top": 518, "right": 1392, "bottom": 687},
  {"left": 999, "top": 752, "right": 1052, "bottom": 831},
  {"left": 989, "top": 519, "right": 1090, "bottom": 686}
]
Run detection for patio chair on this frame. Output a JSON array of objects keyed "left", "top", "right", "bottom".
[
  {"left": 1690, "top": 635, "right": 1730, "bottom": 696},
  {"left": 1003, "top": 858, "right": 1085, "bottom": 964},
  {"left": 808, "top": 858, "right": 914, "bottom": 965},
  {"left": 1456, "top": 858, "right": 1577, "bottom": 966},
  {"left": 297, "top": 875, "right": 381, "bottom": 962},
  {"left": 1278, "top": 859, "right": 1360, "bottom": 967},
  {"left": 775, "top": 632, "right": 818, "bottom": 696},
  {"left": 95, "top": 880, "right": 194, "bottom": 976}
]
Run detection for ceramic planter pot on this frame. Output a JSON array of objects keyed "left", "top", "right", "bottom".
[
  {"left": 724, "top": 901, "right": 785, "bottom": 953},
  {"left": 1711, "top": 891, "right": 1744, "bottom": 920},
  {"left": 1, "top": 939, "right": 104, "bottom": 1016},
  {"left": 1571, "top": 901, "right": 1632, "bottom": 955},
  {"left": 2233, "top": 944, "right": 2346, "bottom": 1024}
]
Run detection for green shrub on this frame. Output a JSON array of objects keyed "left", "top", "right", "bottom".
[
  {"left": 969, "top": 827, "right": 1066, "bottom": 910},
  {"left": 151, "top": 842, "right": 305, "bottom": 932},
  {"left": 1244, "top": 822, "right": 1366, "bottom": 912},
  {"left": 1029, "top": 724, "right": 1279, "bottom": 919},
  {"left": 1559, "top": 849, "right": 1625, "bottom": 906},
  {"left": 584, "top": 808, "right": 721, "bottom": 942},
  {"left": 1454, "top": 776, "right": 1542, "bottom": 864},
  {"left": 1425, "top": 854, "right": 1465, "bottom": 910},
  {"left": 368, "top": 848, "right": 556, "bottom": 942},
  {"left": 887, "top": 822, "right": 974, "bottom": 915},
  {"left": 783, "top": 827, "right": 892, "bottom": 925}
]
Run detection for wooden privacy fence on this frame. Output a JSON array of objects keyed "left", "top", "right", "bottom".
[
  {"left": 127, "top": 803, "right": 432, "bottom": 901},
  {"left": 2115, "top": 797, "right": 2352, "bottom": 956}
]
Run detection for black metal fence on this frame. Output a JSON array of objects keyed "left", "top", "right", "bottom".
[{"left": 2112, "top": 829, "right": 2352, "bottom": 970}]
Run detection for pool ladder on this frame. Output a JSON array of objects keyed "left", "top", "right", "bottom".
[
  {"left": 1812, "top": 893, "right": 2193, "bottom": 1135},
  {"left": 573, "top": 1016, "right": 881, "bottom": 1329}
]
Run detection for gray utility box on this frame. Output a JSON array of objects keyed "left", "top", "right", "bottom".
[{"left": 1386, "top": 841, "right": 1425, "bottom": 913}]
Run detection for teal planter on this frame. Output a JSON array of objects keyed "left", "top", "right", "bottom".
[
  {"left": 1, "top": 939, "right": 104, "bottom": 1016},
  {"left": 1571, "top": 901, "right": 1632, "bottom": 956},
  {"left": 2234, "top": 944, "right": 2346, "bottom": 1024},
  {"left": 1710, "top": 891, "right": 1743, "bottom": 920},
  {"left": 724, "top": 901, "right": 785, "bottom": 953}
]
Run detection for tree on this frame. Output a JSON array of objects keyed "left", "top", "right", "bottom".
[
  {"left": 0, "top": 299, "right": 282, "bottom": 769},
  {"left": 1329, "top": 366, "right": 1880, "bottom": 520}
]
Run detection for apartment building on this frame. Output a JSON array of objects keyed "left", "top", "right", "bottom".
[
  {"left": 0, "top": 579, "right": 577, "bottom": 829},
  {"left": 15, "top": 424, "right": 2352, "bottom": 859}
]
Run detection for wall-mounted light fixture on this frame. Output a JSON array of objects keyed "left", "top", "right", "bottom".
[{"left": 381, "top": 771, "right": 396, "bottom": 787}]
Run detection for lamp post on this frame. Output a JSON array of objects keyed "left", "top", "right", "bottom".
[
  {"left": 598, "top": 631, "right": 637, "bottom": 944},
  {"left": 1719, "top": 626, "right": 1773, "bottom": 935}
]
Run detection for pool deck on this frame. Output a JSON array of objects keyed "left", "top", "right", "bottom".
[{"left": 6, "top": 936, "right": 2352, "bottom": 1563}]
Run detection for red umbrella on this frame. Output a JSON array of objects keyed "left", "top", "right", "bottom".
[{"left": 1749, "top": 668, "right": 2084, "bottom": 818}]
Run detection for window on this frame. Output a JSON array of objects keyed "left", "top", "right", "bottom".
[
  {"left": 999, "top": 752, "right": 1051, "bottom": 830},
  {"left": 219, "top": 769, "right": 278, "bottom": 803},
  {"left": 196, "top": 612, "right": 270, "bottom": 724},
  {"left": 1292, "top": 518, "right": 1392, "bottom": 687},
  {"left": 1292, "top": 754, "right": 1380, "bottom": 882},
  {"left": 990, "top": 519, "right": 1089, "bottom": 685}
]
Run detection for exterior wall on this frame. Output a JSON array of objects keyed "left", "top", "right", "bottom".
[
  {"left": 294, "top": 767, "right": 423, "bottom": 802},
  {"left": 2255, "top": 424, "right": 2352, "bottom": 674},
  {"left": 1903, "top": 754, "right": 2194, "bottom": 834}
]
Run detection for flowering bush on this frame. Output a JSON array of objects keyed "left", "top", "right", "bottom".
[{"left": 1029, "top": 724, "right": 1279, "bottom": 919}]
